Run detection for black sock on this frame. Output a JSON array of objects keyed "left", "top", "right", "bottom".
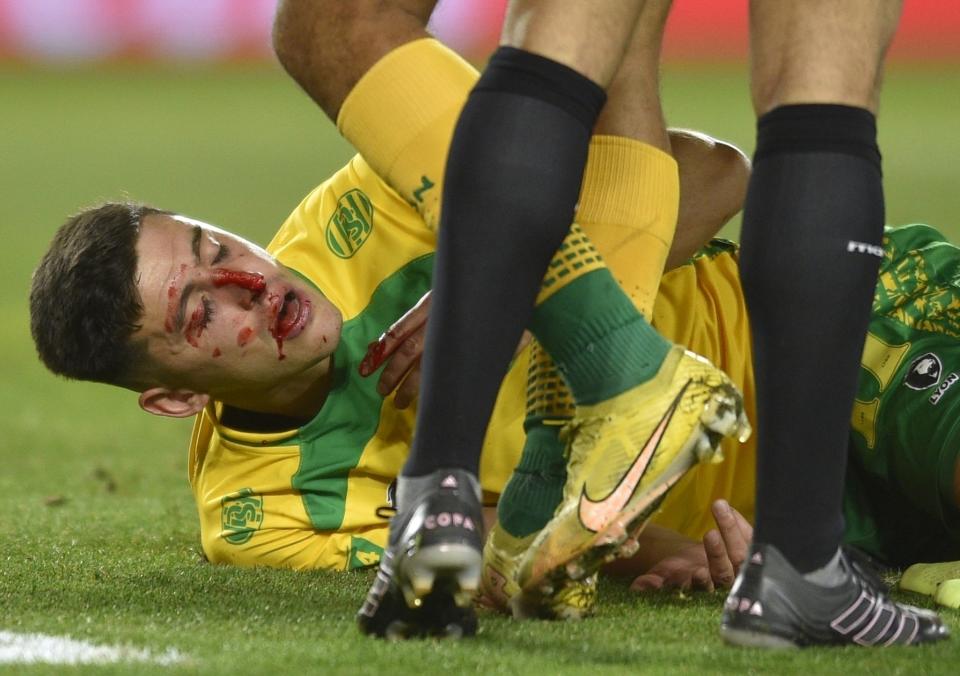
[
  {"left": 741, "top": 104, "right": 884, "bottom": 572},
  {"left": 402, "top": 47, "right": 606, "bottom": 477}
]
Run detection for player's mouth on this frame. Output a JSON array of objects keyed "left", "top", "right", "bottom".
[{"left": 270, "top": 289, "right": 310, "bottom": 342}]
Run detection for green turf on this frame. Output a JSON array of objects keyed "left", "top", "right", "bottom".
[{"left": 2, "top": 62, "right": 960, "bottom": 673}]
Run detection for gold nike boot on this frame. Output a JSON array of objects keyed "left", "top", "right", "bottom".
[
  {"left": 479, "top": 521, "right": 597, "bottom": 620},
  {"left": 517, "top": 345, "right": 751, "bottom": 598}
]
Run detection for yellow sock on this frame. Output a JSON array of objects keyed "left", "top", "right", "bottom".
[
  {"left": 575, "top": 136, "right": 679, "bottom": 319},
  {"left": 336, "top": 38, "right": 478, "bottom": 231},
  {"left": 528, "top": 136, "right": 678, "bottom": 409},
  {"left": 535, "top": 223, "right": 607, "bottom": 305},
  {"left": 533, "top": 137, "right": 678, "bottom": 318}
]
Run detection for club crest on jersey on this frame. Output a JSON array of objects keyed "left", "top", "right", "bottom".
[
  {"left": 221, "top": 488, "right": 264, "bottom": 545},
  {"left": 904, "top": 352, "right": 942, "bottom": 390},
  {"left": 326, "top": 189, "right": 374, "bottom": 258}
]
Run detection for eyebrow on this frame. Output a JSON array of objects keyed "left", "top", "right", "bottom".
[{"left": 173, "top": 226, "right": 204, "bottom": 333}]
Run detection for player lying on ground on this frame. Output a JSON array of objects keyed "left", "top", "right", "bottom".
[
  {"left": 31, "top": 29, "right": 958, "bottom": 622},
  {"left": 272, "top": 0, "right": 758, "bottom": 641},
  {"left": 29, "top": 124, "right": 745, "bottom": 571},
  {"left": 30, "top": 128, "right": 960, "bottom": 604}
]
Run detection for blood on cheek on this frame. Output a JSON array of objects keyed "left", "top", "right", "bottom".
[{"left": 184, "top": 305, "right": 206, "bottom": 348}]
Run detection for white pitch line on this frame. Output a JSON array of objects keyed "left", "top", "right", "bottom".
[{"left": 0, "top": 631, "right": 185, "bottom": 665}]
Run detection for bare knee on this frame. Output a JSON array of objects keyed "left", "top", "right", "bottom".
[
  {"left": 749, "top": 0, "right": 902, "bottom": 114},
  {"left": 667, "top": 131, "right": 750, "bottom": 266},
  {"left": 273, "top": 0, "right": 436, "bottom": 120}
]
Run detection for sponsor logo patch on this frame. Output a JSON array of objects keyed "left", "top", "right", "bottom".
[
  {"left": 904, "top": 352, "right": 942, "bottom": 390},
  {"left": 221, "top": 488, "right": 264, "bottom": 545},
  {"left": 847, "top": 240, "right": 884, "bottom": 257},
  {"left": 326, "top": 189, "right": 373, "bottom": 258},
  {"left": 348, "top": 536, "right": 383, "bottom": 570},
  {"left": 930, "top": 372, "right": 959, "bottom": 405}
]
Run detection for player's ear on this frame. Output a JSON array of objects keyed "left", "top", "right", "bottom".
[{"left": 138, "top": 387, "right": 209, "bottom": 418}]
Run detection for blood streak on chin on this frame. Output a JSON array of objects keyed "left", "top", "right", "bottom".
[
  {"left": 212, "top": 348, "right": 222, "bottom": 358},
  {"left": 268, "top": 319, "right": 286, "bottom": 361},
  {"left": 265, "top": 291, "right": 292, "bottom": 361},
  {"left": 212, "top": 269, "right": 266, "bottom": 292},
  {"left": 237, "top": 327, "right": 254, "bottom": 347}
]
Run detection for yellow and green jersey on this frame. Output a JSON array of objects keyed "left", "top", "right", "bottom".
[
  {"left": 188, "top": 156, "right": 529, "bottom": 571},
  {"left": 184, "top": 154, "right": 758, "bottom": 571},
  {"left": 650, "top": 224, "right": 960, "bottom": 564},
  {"left": 844, "top": 223, "right": 960, "bottom": 565}
]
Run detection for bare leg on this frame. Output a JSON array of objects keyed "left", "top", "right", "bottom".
[{"left": 723, "top": 0, "right": 947, "bottom": 648}]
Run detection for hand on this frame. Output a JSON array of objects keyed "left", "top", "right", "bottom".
[
  {"left": 358, "top": 291, "right": 533, "bottom": 409},
  {"left": 358, "top": 292, "right": 431, "bottom": 409},
  {"left": 701, "top": 499, "right": 752, "bottom": 588},
  {"left": 629, "top": 499, "right": 752, "bottom": 593}
]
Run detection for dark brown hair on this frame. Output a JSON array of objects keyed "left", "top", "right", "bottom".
[{"left": 30, "top": 202, "right": 170, "bottom": 386}]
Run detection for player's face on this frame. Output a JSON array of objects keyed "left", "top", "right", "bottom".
[{"left": 133, "top": 214, "right": 342, "bottom": 394}]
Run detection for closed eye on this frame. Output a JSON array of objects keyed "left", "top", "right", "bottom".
[
  {"left": 201, "top": 297, "right": 215, "bottom": 328},
  {"left": 212, "top": 243, "right": 229, "bottom": 265}
]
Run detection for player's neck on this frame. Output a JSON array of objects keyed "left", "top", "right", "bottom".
[{"left": 223, "top": 356, "right": 335, "bottom": 422}]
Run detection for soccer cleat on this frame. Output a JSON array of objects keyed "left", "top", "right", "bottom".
[
  {"left": 517, "top": 346, "right": 751, "bottom": 596},
  {"left": 721, "top": 544, "right": 949, "bottom": 648},
  {"left": 478, "top": 521, "right": 597, "bottom": 620},
  {"left": 900, "top": 561, "right": 960, "bottom": 608},
  {"left": 357, "top": 468, "right": 484, "bottom": 639}
]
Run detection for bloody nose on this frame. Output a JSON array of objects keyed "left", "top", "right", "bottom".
[{"left": 212, "top": 269, "right": 266, "bottom": 293}]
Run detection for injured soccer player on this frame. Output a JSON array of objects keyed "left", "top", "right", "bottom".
[{"left": 30, "top": 30, "right": 960, "bottom": 620}]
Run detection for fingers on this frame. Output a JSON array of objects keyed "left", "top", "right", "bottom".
[
  {"left": 358, "top": 292, "right": 431, "bottom": 377},
  {"left": 711, "top": 499, "right": 751, "bottom": 579},
  {"left": 392, "top": 360, "right": 422, "bottom": 409},
  {"left": 377, "top": 329, "right": 425, "bottom": 399},
  {"left": 630, "top": 573, "right": 665, "bottom": 592},
  {"left": 730, "top": 502, "right": 754, "bottom": 541},
  {"left": 703, "top": 528, "right": 736, "bottom": 588},
  {"left": 691, "top": 565, "right": 715, "bottom": 593}
]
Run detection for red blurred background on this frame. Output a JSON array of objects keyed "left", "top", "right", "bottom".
[{"left": 0, "top": 0, "right": 957, "bottom": 64}]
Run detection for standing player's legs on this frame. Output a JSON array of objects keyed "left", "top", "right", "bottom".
[
  {"left": 358, "top": 0, "right": 649, "bottom": 638},
  {"left": 722, "top": 0, "right": 947, "bottom": 647}
]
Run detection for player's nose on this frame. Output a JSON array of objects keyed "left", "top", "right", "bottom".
[
  {"left": 205, "top": 268, "right": 265, "bottom": 310},
  {"left": 211, "top": 268, "right": 265, "bottom": 293}
]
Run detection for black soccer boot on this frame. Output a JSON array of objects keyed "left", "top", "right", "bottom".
[
  {"left": 721, "top": 543, "right": 949, "bottom": 648},
  {"left": 357, "top": 468, "right": 484, "bottom": 639}
]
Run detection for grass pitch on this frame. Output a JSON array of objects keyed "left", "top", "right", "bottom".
[{"left": 2, "top": 62, "right": 960, "bottom": 673}]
